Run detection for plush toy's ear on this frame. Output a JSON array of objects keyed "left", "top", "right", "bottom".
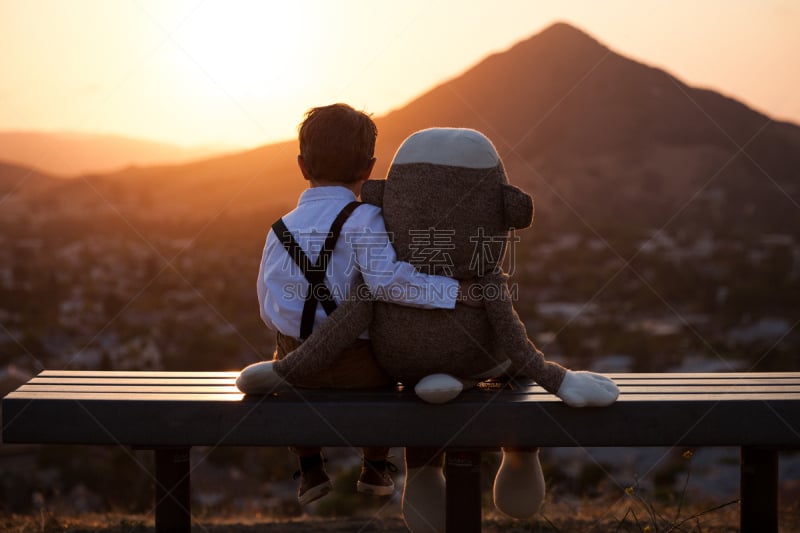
[
  {"left": 502, "top": 183, "right": 534, "bottom": 229},
  {"left": 361, "top": 179, "right": 386, "bottom": 207}
]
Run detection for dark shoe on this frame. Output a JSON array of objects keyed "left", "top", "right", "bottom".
[
  {"left": 294, "top": 457, "right": 333, "bottom": 506},
  {"left": 357, "top": 459, "right": 396, "bottom": 496}
]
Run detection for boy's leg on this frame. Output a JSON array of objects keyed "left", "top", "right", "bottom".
[
  {"left": 278, "top": 334, "right": 397, "bottom": 498},
  {"left": 290, "top": 446, "right": 333, "bottom": 506},
  {"left": 310, "top": 340, "right": 399, "bottom": 496},
  {"left": 274, "top": 338, "right": 333, "bottom": 505},
  {"left": 357, "top": 446, "right": 395, "bottom": 495},
  {"left": 324, "top": 342, "right": 397, "bottom": 496}
]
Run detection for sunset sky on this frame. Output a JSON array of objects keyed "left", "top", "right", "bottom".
[{"left": 1, "top": 0, "right": 797, "bottom": 150}]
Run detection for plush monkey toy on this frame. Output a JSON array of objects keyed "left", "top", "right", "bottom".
[{"left": 238, "top": 128, "right": 618, "bottom": 531}]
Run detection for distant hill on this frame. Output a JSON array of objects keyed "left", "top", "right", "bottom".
[
  {"left": 0, "top": 131, "right": 233, "bottom": 176},
  {"left": 6, "top": 22, "right": 800, "bottom": 236},
  {"left": 0, "top": 161, "right": 55, "bottom": 198},
  {"left": 1, "top": 140, "right": 302, "bottom": 224}
]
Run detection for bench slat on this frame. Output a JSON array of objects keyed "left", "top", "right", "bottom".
[
  {"left": 38, "top": 370, "right": 239, "bottom": 378},
  {"left": 620, "top": 385, "right": 800, "bottom": 393},
  {"left": 606, "top": 378, "right": 800, "bottom": 385},
  {"left": 5, "top": 391, "right": 243, "bottom": 401},
  {"left": 616, "top": 393, "right": 800, "bottom": 400},
  {"left": 29, "top": 378, "right": 236, "bottom": 385},
  {"left": 605, "top": 372, "right": 800, "bottom": 378},
  {"left": 18, "top": 385, "right": 242, "bottom": 394}
]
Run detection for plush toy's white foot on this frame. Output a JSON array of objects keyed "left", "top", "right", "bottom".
[
  {"left": 235, "top": 361, "right": 284, "bottom": 394},
  {"left": 414, "top": 374, "right": 464, "bottom": 404},
  {"left": 403, "top": 465, "right": 446, "bottom": 533},
  {"left": 493, "top": 448, "right": 545, "bottom": 519},
  {"left": 557, "top": 370, "right": 619, "bottom": 407}
]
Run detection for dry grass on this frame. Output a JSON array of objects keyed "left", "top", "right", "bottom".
[{"left": 0, "top": 499, "right": 753, "bottom": 533}]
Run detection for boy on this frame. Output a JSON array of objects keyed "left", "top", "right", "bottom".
[{"left": 257, "top": 103, "right": 471, "bottom": 505}]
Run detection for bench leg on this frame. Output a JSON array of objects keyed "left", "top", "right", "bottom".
[
  {"left": 740, "top": 446, "right": 778, "bottom": 533},
  {"left": 445, "top": 449, "right": 482, "bottom": 533},
  {"left": 154, "top": 447, "right": 191, "bottom": 533}
]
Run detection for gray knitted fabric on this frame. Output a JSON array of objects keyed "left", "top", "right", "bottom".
[{"left": 273, "top": 128, "right": 567, "bottom": 395}]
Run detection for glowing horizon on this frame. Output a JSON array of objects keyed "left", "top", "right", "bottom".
[{"left": 1, "top": 0, "right": 798, "bottom": 150}]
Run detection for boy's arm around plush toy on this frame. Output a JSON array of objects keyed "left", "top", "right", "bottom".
[{"left": 481, "top": 270, "right": 619, "bottom": 407}]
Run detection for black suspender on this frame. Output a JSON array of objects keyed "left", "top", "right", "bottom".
[{"left": 271, "top": 201, "right": 362, "bottom": 339}]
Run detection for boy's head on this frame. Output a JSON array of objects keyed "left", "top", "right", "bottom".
[{"left": 298, "top": 103, "right": 377, "bottom": 184}]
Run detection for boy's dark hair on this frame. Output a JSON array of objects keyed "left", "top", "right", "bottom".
[{"left": 298, "top": 103, "right": 377, "bottom": 183}]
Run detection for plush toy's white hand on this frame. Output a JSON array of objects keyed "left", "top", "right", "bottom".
[
  {"left": 556, "top": 370, "right": 619, "bottom": 407},
  {"left": 414, "top": 374, "right": 464, "bottom": 404},
  {"left": 235, "top": 361, "right": 284, "bottom": 394}
]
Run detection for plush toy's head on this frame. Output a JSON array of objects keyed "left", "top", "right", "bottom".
[{"left": 363, "top": 128, "right": 533, "bottom": 279}]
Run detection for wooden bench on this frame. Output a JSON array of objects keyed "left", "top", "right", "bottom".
[{"left": 2, "top": 370, "right": 799, "bottom": 532}]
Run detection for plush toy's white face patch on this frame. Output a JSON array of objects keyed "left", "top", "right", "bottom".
[{"left": 391, "top": 127, "right": 500, "bottom": 169}]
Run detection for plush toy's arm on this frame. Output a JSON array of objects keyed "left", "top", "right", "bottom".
[
  {"left": 236, "top": 290, "right": 373, "bottom": 394},
  {"left": 482, "top": 271, "right": 618, "bottom": 407},
  {"left": 274, "top": 294, "right": 373, "bottom": 379},
  {"left": 482, "top": 271, "right": 567, "bottom": 395}
]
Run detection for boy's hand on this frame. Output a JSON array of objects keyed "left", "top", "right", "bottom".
[{"left": 457, "top": 279, "right": 484, "bottom": 308}]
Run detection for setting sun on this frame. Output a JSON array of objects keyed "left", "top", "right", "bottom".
[
  {"left": 163, "top": 2, "right": 316, "bottom": 103},
  {"left": 143, "top": 1, "right": 326, "bottom": 148}
]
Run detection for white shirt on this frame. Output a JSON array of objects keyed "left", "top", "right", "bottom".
[{"left": 258, "top": 186, "right": 458, "bottom": 338}]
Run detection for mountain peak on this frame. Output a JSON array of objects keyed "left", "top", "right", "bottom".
[
  {"left": 537, "top": 21, "right": 597, "bottom": 41},
  {"left": 375, "top": 21, "right": 799, "bottom": 236},
  {"left": 511, "top": 21, "right": 606, "bottom": 58}
]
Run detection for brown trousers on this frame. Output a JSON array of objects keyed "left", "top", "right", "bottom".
[{"left": 274, "top": 332, "right": 391, "bottom": 461}]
